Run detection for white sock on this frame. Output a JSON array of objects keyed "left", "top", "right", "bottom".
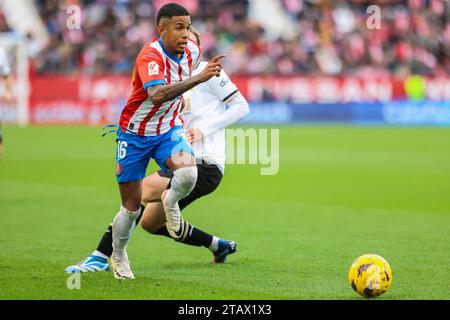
[
  {"left": 91, "top": 250, "right": 108, "bottom": 260},
  {"left": 112, "top": 205, "right": 141, "bottom": 259},
  {"left": 164, "top": 166, "right": 198, "bottom": 207},
  {"left": 208, "top": 236, "right": 220, "bottom": 252}
]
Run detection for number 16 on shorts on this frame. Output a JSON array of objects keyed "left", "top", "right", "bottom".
[
  {"left": 116, "top": 140, "right": 127, "bottom": 176},
  {"left": 117, "top": 140, "right": 128, "bottom": 159}
]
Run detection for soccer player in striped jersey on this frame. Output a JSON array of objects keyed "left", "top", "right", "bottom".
[
  {"left": 64, "top": 28, "right": 249, "bottom": 274},
  {"left": 109, "top": 3, "right": 225, "bottom": 280}
]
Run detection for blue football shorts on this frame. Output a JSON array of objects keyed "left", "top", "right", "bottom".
[{"left": 115, "top": 126, "right": 194, "bottom": 183}]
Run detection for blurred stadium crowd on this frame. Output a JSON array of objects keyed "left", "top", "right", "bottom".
[{"left": 1, "top": 0, "right": 449, "bottom": 76}]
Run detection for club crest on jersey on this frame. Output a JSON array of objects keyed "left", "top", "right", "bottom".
[
  {"left": 148, "top": 61, "right": 159, "bottom": 76},
  {"left": 116, "top": 162, "right": 123, "bottom": 175}
]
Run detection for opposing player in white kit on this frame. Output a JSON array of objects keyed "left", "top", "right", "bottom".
[
  {"left": 0, "top": 45, "right": 13, "bottom": 160},
  {"left": 65, "top": 27, "right": 250, "bottom": 273}
]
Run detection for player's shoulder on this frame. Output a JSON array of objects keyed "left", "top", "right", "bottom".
[{"left": 137, "top": 38, "right": 164, "bottom": 62}]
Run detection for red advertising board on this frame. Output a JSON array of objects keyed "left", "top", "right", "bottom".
[{"left": 28, "top": 75, "right": 450, "bottom": 124}]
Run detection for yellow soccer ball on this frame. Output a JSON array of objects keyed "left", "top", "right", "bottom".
[{"left": 348, "top": 254, "right": 393, "bottom": 298}]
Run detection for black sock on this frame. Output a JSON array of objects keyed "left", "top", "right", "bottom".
[
  {"left": 183, "top": 225, "right": 213, "bottom": 248},
  {"left": 153, "top": 223, "right": 213, "bottom": 248},
  {"left": 95, "top": 224, "right": 113, "bottom": 257},
  {"left": 95, "top": 204, "right": 145, "bottom": 258},
  {"left": 153, "top": 225, "right": 171, "bottom": 237}
]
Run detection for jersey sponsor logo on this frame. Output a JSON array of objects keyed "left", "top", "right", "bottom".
[
  {"left": 220, "top": 79, "right": 229, "bottom": 87},
  {"left": 148, "top": 61, "right": 159, "bottom": 76}
]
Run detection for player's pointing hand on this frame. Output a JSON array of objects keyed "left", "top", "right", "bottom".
[
  {"left": 210, "top": 54, "right": 227, "bottom": 63},
  {"left": 197, "top": 54, "right": 226, "bottom": 82}
]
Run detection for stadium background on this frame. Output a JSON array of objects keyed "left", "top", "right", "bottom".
[
  {"left": 0, "top": 0, "right": 449, "bottom": 300},
  {"left": 1, "top": 0, "right": 449, "bottom": 125}
]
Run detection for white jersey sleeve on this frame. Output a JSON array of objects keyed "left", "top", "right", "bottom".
[
  {"left": 198, "top": 69, "right": 249, "bottom": 137},
  {"left": 0, "top": 47, "right": 11, "bottom": 77},
  {"left": 206, "top": 68, "right": 238, "bottom": 102}
]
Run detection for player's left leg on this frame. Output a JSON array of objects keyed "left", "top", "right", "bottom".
[
  {"left": 162, "top": 153, "right": 197, "bottom": 238},
  {"left": 64, "top": 205, "right": 145, "bottom": 274},
  {"left": 109, "top": 130, "right": 155, "bottom": 279},
  {"left": 154, "top": 127, "right": 198, "bottom": 239},
  {"left": 65, "top": 168, "right": 174, "bottom": 274}
]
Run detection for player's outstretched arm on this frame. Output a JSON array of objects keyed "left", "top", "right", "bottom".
[
  {"left": 147, "top": 54, "right": 226, "bottom": 105},
  {"left": 186, "top": 92, "right": 249, "bottom": 143}
]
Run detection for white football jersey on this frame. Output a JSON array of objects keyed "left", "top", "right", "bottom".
[{"left": 182, "top": 61, "right": 239, "bottom": 173}]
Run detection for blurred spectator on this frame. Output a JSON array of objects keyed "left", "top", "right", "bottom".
[
  {"left": 0, "top": 10, "right": 12, "bottom": 33},
  {"left": 15, "top": 0, "right": 450, "bottom": 76}
]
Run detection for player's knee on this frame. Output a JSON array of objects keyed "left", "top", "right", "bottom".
[
  {"left": 121, "top": 202, "right": 140, "bottom": 212},
  {"left": 121, "top": 198, "right": 141, "bottom": 211},
  {"left": 117, "top": 204, "right": 141, "bottom": 221},
  {"left": 173, "top": 166, "right": 198, "bottom": 190},
  {"left": 118, "top": 181, "right": 142, "bottom": 211}
]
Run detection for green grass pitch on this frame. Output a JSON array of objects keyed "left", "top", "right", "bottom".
[{"left": 0, "top": 125, "right": 449, "bottom": 299}]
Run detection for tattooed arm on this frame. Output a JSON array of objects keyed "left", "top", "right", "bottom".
[{"left": 147, "top": 54, "right": 226, "bottom": 105}]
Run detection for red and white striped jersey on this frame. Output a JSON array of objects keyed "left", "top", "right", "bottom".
[{"left": 119, "top": 37, "right": 201, "bottom": 136}]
